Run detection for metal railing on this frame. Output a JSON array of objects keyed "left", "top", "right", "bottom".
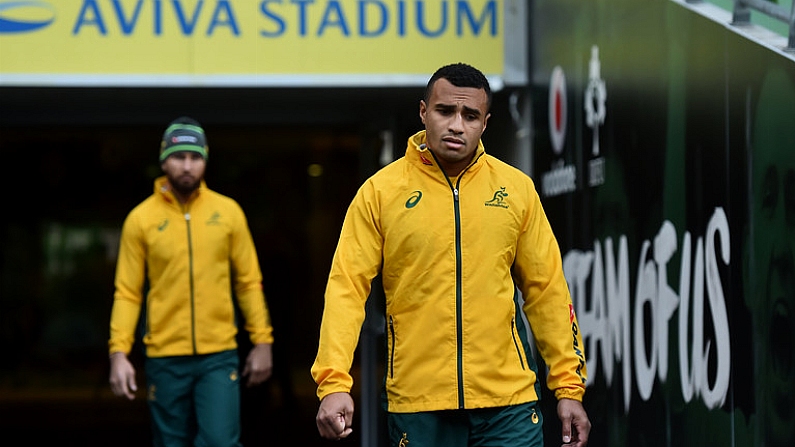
[
  {"left": 731, "top": 0, "right": 795, "bottom": 50},
  {"left": 685, "top": 0, "right": 795, "bottom": 51}
]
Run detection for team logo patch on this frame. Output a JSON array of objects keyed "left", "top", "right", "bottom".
[
  {"left": 206, "top": 212, "right": 221, "bottom": 225},
  {"left": 148, "top": 385, "right": 157, "bottom": 401},
  {"left": 484, "top": 187, "right": 509, "bottom": 208}
]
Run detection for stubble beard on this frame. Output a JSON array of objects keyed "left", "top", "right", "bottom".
[{"left": 170, "top": 175, "right": 200, "bottom": 197}]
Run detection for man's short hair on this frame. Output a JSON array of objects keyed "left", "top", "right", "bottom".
[{"left": 424, "top": 63, "right": 492, "bottom": 109}]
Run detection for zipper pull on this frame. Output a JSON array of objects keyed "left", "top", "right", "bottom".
[
  {"left": 184, "top": 213, "right": 191, "bottom": 221},
  {"left": 454, "top": 188, "right": 459, "bottom": 201}
]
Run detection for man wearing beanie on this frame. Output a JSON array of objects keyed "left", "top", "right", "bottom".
[{"left": 108, "top": 116, "right": 274, "bottom": 447}]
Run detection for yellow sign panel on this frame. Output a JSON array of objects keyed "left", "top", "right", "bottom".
[{"left": 0, "top": 0, "right": 506, "bottom": 86}]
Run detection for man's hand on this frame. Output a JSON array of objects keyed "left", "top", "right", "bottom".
[
  {"left": 108, "top": 352, "right": 137, "bottom": 400},
  {"left": 558, "top": 398, "right": 591, "bottom": 447},
  {"left": 316, "top": 392, "right": 354, "bottom": 440},
  {"left": 242, "top": 343, "right": 273, "bottom": 387}
]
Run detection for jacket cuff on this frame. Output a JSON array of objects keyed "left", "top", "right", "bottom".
[{"left": 554, "top": 387, "right": 585, "bottom": 402}]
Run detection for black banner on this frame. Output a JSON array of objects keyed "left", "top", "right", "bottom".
[{"left": 531, "top": 1, "right": 795, "bottom": 446}]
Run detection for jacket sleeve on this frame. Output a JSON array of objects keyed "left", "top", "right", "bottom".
[
  {"left": 311, "top": 181, "right": 383, "bottom": 401},
  {"left": 109, "top": 211, "right": 146, "bottom": 355},
  {"left": 229, "top": 202, "right": 274, "bottom": 345},
  {"left": 512, "top": 180, "right": 588, "bottom": 402}
]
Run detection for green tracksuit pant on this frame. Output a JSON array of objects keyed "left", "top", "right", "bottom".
[
  {"left": 387, "top": 401, "right": 544, "bottom": 447},
  {"left": 145, "top": 350, "right": 242, "bottom": 447}
]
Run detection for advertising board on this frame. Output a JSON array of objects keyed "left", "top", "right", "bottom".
[
  {"left": 531, "top": 1, "right": 795, "bottom": 445},
  {"left": 0, "top": 0, "right": 526, "bottom": 87}
]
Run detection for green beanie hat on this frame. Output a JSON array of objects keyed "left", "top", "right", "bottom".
[{"left": 159, "top": 117, "right": 209, "bottom": 162}]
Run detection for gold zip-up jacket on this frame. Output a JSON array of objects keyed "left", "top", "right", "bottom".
[
  {"left": 109, "top": 176, "right": 273, "bottom": 358},
  {"left": 312, "top": 130, "right": 586, "bottom": 413}
]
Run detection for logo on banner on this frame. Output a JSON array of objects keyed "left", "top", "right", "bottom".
[
  {"left": 541, "top": 66, "right": 576, "bottom": 197},
  {"left": 0, "top": 1, "right": 55, "bottom": 33},
  {"left": 585, "top": 45, "right": 606, "bottom": 187},
  {"left": 541, "top": 46, "right": 609, "bottom": 197}
]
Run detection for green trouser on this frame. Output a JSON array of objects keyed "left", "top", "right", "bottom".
[
  {"left": 387, "top": 401, "right": 544, "bottom": 447},
  {"left": 145, "top": 350, "right": 243, "bottom": 447}
]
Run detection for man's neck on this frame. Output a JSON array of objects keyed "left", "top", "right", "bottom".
[
  {"left": 173, "top": 190, "right": 191, "bottom": 204},
  {"left": 168, "top": 182, "right": 199, "bottom": 204}
]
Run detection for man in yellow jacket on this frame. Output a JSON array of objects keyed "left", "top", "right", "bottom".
[
  {"left": 312, "top": 63, "right": 590, "bottom": 446},
  {"left": 108, "top": 116, "right": 274, "bottom": 447}
]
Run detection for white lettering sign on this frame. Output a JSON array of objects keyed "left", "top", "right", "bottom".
[{"left": 564, "top": 207, "right": 730, "bottom": 412}]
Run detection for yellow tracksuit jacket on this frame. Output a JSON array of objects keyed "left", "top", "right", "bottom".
[
  {"left": 312, "top": 130, "right": 586, "bottom": 413},
  {"left": 109, "top": 176, "right": 273, "bottom": 358}
]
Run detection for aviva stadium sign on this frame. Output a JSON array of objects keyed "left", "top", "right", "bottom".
[{"left": 0, "top": 0, "right": 526, "bottom": 87}]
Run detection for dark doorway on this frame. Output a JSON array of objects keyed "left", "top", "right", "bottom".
[{"left": 0, "top": 121, "right": 364, "bottom": 446}]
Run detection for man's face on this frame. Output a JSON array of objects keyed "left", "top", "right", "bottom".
[
  {"left": 750, "top": 142, "right": 795, "bottom": 446},
  {"left": 746, "top": 69, "right": 795, "bottom": 447},
  {"left": 419, "top": 78, "right": 490, "bottom": 176},
  {"left": 161, "top": 151, "right": 206, "bottom": 196}
]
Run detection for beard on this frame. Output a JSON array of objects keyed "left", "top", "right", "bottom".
[{"left": 169, "top": 174, "right": 201, "bottom": 197}]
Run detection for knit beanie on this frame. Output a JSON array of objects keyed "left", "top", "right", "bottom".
[{"left": 159, "top": 117, "right": 209, "bottom": 162}]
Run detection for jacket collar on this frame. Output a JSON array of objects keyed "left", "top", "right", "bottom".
[
  {"left": 405, "top": 130, "right": 486, "bottom": 178},
  {"left": 154, "top": 175, "right": 207, "bottom": 204}
]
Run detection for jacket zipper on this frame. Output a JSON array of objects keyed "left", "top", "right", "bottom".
[
  {"left": 185, "top": 210, "right": 197, "bottom": 355},
  {"left": 428, "top": 148, "right": 483, "bottom": 409},
  {"left": 453, "top": 176, "right": 465, "bottom": 408}
]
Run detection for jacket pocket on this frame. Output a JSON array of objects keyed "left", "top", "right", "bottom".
[
  {"left": 511, "top": 318, "right": 527, "bottom": 370},
  {"left": 388, "top": 314, "right": 396, "bottom": 378}
]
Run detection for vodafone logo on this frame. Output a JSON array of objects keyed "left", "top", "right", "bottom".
[
  {"left": 548, "top": 66, "right": 567, "bottom": 156},
  {"left": 542, "top": 65, "right": 576, "bottom": 197}
]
